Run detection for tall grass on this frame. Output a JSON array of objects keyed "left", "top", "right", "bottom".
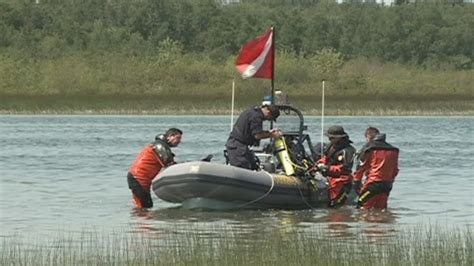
[
  {"left": 1, "top": 94, "right": 472, "bottom": 115},
  {"left": 0, "top": 52, "right": 472, "bottom": 115},
  {"left": 1, "top": 224, "right": 472, "bottom": 265}
]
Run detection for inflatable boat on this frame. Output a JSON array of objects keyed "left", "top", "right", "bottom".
[
  {"left": 152, "top": 161, "right": 330, "bottom": 210},
  {"left": 152, "top": 104, "right": 356, "bottom": 210}
]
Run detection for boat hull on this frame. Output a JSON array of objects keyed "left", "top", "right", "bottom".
[{"left": 152, "top": 162, "right": 330, "bottom": 210}]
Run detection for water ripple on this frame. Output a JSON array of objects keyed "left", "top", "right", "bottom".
[{"left": 1, "top": 115, "right": 473, "bottom": 240}]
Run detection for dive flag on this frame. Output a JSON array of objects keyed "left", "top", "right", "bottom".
[{"left": 235, "top": 28, "right": 274, "bottom": 80}]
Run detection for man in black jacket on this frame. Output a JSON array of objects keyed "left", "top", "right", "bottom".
[{"left": 226, "top": 105, "right": 281, "bottom": 170}]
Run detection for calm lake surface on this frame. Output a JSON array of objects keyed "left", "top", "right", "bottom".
[{"left": 1, "top": 115, "right": 472, "bottom": 243}]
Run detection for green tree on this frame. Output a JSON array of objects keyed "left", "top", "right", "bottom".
[{"left": 311, "top": 48, "right": 344, "bottom": 81}]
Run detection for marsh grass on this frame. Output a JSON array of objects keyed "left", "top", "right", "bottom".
[
  {"left": 1, "top": 94, "right": 472, "bottom": 116},
  {"left": 1, "top": 224, "right": 471, "bottom": 266},
  {"left": 0, "top": 53, "right": 473, "bottom": 115}
]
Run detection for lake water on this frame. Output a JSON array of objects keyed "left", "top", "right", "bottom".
[{"left": 1, "top": 115, "right": 473, "bottom": 243}]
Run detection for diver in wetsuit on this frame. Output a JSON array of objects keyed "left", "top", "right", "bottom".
[{"left": 127, "top": 128, "right": 182, "bottom": 208}]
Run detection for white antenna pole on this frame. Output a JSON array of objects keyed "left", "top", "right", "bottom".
[
  {"left": 230, "top": 78, "right": 235, "bottom": 131},
  {"left": 320, "top": 80, "right": 325, "bottom": 158}
]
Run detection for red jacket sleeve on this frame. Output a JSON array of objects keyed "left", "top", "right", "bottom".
[{"left": 316, "top": 156, "right": 328, "bottom": 165}]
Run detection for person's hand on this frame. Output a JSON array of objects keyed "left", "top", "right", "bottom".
[
  {"left": 269, "top": 128, "right": 282, "bottom": 138},
  {"left": 307, "top": 165, "right": 318, "bottom": 175},
  {"left": 316, "top": 164, "right": 329, "bottom": 176}
]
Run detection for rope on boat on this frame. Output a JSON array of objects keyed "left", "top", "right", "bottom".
[
  {"left": 290, "top": 176, "right": 318, "bottom": 209},
  {"left": 233, "top": 171, "right": 321, "bottom": 210},
  {"left": 235, "top": 171, "right": 275, "bottom": 209}
]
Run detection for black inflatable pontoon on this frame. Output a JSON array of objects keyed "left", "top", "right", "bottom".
[{"left": 152, "top": 161, "right": 330, "bottom": 210}]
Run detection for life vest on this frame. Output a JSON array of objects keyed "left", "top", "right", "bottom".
[
  {"left": 354, "top": 134, "right": 399, "bottom": 184},
  {"left": 129, "top": 139, "right": 175, "bottom": 188}
]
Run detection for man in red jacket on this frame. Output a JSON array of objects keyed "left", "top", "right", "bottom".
[
  {"left": 127, "top": 128, "right": 183, "bottom": 209},
  {"left": 353, "top": 127, "right": 399, "bottom": 210},
  {"left": 315, "top": 125, "right": 356, "bottom": 208}
]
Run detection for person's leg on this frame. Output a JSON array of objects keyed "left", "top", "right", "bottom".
[
  {"left": 358, "top": 193, "right": 388, "bottom": 209},
  {"left": 373, "top": 193, "right": 388, "bottom": 209},
  {"left": 246, "top": 148, "right": 259, "bottom": 170},
  {"left": 226, "top": 139, "right": 252, "bottom": 169},
  {"left": 357, "top": 182, "right": 391, "bottom": 209},
  {"left": 328, "top": 177, "right": 352, "bottom": 208},
  {"left": 127, "top": 173, "right": 153, "bottom": 208}
]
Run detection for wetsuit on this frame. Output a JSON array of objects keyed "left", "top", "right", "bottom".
[
  {"left": 226, "top": 107, "right": 264, "bottom": 170},
  {"left": 127, "top": 138, "right": 175, "bottom": 208},
  {"left": 353, "top": 134, "right": 399, "bottom": 209},
  {"left": 317, "top": 139, "right": 356, "bottom": 208}
]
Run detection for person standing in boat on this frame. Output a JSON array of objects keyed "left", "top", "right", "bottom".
[
  {"left": 226, "top": 105, "right": 281, "bottom": 170},
  {"left": 314, "top": 125, "right": 356, "bottom": 208},
  {"left": 353, "top": 127, "right": 399, "bottom": 210},
  {"left": 127, "top": 128, "right": 183, "bottom": 209}
]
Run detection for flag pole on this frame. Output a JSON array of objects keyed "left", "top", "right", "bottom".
[
  {"left": 230, "top": 78, "right": 235, "bottom": 131},
  {"left": 270, "top": 26, "right": 275, "bottom": 129},
  {"left": 271, "top": 26, "right": 275, "bottom": 105},
  {"left": 320, "top": 80, "right": 325, "bottom": 158}
]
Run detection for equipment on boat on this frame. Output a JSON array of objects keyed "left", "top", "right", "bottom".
[{"left": 274, "top": 137, "right": 295, "bottom": 176}]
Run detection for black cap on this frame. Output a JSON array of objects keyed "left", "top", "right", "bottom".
[
  {"left": 325, "top": 125, "right": 348, "bottom": 138},
  {"left": 267, "top": 105, "right": 280, "bottom": 121}
]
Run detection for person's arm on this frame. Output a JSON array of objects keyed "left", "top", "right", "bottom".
[
  {"left": 352, "top": 151, "right": 371, "bottom": 194},
  {"left": 254, "top": 128, "right": 281, "bottom": 140},
  {"left": 169, "top": 152, "right": 177, "bottom": 165},
  {"left": 353, "top": 151, "right": 371, "bottom": 182},
  {"left": 323, "top": 148, "right": 356, "bottom": 177},
  {"left": 250, "top": 116, "right": 281, "bottom": 140},
  {"left": 392, "top": 152, "right": 399, "bottom": 179},
  {"left": 310, "top": 155, "right": 328, "bottom": 175},
  {"left": 316, "top": 156, "right": 328, "bottom": 165}
]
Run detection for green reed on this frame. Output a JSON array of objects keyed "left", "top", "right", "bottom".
[
  {"left": 1, "top": 93, "right": 472, "bottom": 116},
  {"left": 1, "top": 224, "right": 471, "bottom": 266},
  {"left": 0, "top": 52, "right": 473, "bottom": 116}
]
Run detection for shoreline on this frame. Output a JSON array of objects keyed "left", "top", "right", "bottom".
[
  {"left": 1, "top": 94, "right": 473, "bottom": 116},
  {"left": 1, "top": 109, "right": 473, "bottom": 116}
]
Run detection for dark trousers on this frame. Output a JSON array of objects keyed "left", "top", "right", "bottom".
[
  {"left": 127, "top": 172, "right": 153, "bottom": 208},
  {"left": 357, "top": 181, "right": 392, "bottom": 209},
  {"left": 225, "top": 138, "right": 258, "bottom": 170}
]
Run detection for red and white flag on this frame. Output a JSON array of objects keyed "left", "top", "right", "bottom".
[{"left": 235, "top": 28, "right": 274, "bottom": 80}]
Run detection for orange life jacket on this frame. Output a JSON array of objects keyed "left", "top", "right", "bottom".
[
  {"left": 354, "top": 134, "right": 399, "bottom": 186},
  {"left": 354, "top": 149, "right": 399, "bottom": 184},
  {"left": 129, "top": 145, "right": 165, "bottom": 189}
]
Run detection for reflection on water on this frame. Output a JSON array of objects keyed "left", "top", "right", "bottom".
[{"left": 129, "top": 206, "right": 400, "bottom": 244}]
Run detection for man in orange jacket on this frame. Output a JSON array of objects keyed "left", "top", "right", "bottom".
[
  {"left": 315, "top": 125, "right": 356, "bottom": 208},
  {"left": 353, "top": 127, "right": 399, "bottom": 210},
  {"left": 127, "top": 128, "right": 183, "bottom": 209}
]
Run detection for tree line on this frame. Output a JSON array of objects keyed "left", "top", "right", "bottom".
[{"left": 1, "top": 0, "right": 472, "bottom": 69}]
